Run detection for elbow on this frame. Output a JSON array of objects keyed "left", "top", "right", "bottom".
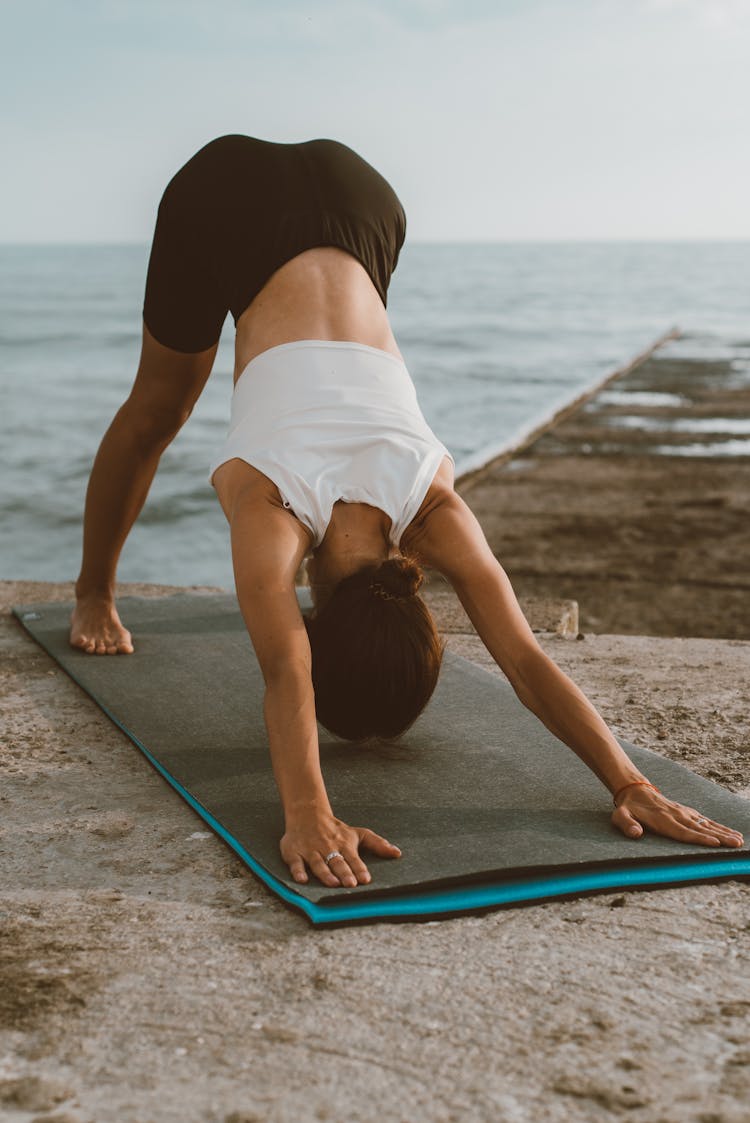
[
  {"left": 507, "top": 645, "right": 547, "bottom": 712},
  {"left": 263, "top": 656, "right": 313, "bottom": 691},
  {"left": 510, "top": 670, "right": 536, "bottom": 713}
]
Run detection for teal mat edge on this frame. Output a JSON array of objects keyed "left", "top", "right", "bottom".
[{"left": 13, "top": 604, "right": 750, "bottom": 926}]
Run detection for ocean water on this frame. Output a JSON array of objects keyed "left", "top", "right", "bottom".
[{"left": 1, "top": 241, "right": 749, "bottom": 588}]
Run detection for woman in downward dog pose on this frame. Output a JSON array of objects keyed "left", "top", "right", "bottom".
[{"left": 70, "top": 134, "right": 744, "bottom": 887}]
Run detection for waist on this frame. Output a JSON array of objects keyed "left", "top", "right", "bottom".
[
  {"left": 237, "top": 337, "right": 407, "bottom": 383},
  {"left": 233, "top": 248, "right": 401, "bottom": 379},
  {"left": 224, "top": 339, "right": 430, "bottom": 453}
]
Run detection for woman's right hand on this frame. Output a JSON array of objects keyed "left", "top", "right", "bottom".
[{"left": 280, "top": 812, "right": 402, "bottom": 888}]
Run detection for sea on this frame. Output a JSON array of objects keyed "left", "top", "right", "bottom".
[{"left": 1, "top": 241, "right": 748, "bottom": 588}]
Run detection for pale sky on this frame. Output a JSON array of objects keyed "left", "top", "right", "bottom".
[{"left": 2, "top": 0, "right": 749, "bottom": 242}]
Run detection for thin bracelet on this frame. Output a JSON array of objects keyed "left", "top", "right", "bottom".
[{"left": 612, "top": 780, "right": 660, "bottom": 808}]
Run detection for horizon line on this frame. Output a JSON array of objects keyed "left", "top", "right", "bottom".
[{"left": 2, "top": 236, "right": 750, "bottom": 248}]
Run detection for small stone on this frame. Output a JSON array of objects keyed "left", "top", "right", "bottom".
[
  {"left": 88, "top": 814, "right": 134, "bottom": 839},
  {"left": 261, "top": 1024, "right": 297, "bottom": 1043},
  {"left": 0, "top": 1077, "right": 72, "bottom": 1112},
  {"left": 31, "top": 1114, "right": 82, "bottom": 1123}
]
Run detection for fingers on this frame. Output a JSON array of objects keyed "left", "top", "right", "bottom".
[
  {"left": 313, "top": 849, "right": 373, "bottom": 889},
  {"left": 280, "top": 824, "right": 403, "bottom": 890},
  {"left": 283, "top": 841, "right": 399, "bottom": 889},
  {"left": 339, "top": 849, "right": 372, "bottom": 886},
  {"left": 612, "top": 804, "right": 644, "bottom": 839},
  {"left": 660, "top": 803, "right": 743, "bottom": 847},
  {"left": 612, "top": 800, "right": 745, "bottom": 848},
  {"left": 358, "top": 828, "right": 402, "bottom": 859},
  {"left": 675, "top": 808, "right": 744, "bottom": 848},
  {"left": 287, "top": 857, "right": 308, "bottom": 885},
  {"left": 325, "top": 853, "right": 361, "bottom": 889},
  {"left": 702, "top": 819, "right": 744, "bottom": 846},
  {"left": 308, "top": 853, "right": 349, "bottom": 889}
]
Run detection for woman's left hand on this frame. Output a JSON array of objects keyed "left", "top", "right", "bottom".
[{"left": 611, "top": 786, "right": 745, "bottom": 848}]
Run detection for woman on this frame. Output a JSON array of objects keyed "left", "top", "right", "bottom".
[{"left": 70, "top": 134, "right": 743, "bottom": 889}]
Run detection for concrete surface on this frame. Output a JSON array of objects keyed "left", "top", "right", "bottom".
[{"left": 2, "top": 580, "right": 749, "bottom": 1123}]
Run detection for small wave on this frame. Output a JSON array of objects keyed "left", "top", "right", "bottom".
[
  {"left": 650, "top": 440, "right": 750, "bottom": 457},
  {"left": 594, "top": 390, "right": 687, "bottom": 409},
  {"left": 138, "top": 491, "right": 216, "bottom": 525},
  {"left": 1, "top": 331, "right": 85, "bottom": 346},
  {"left": 100, "top": 331, "right": 141, "bottom": 348},
  {"left": 603, "top": 416, "right": 750, "bottom": 436}
]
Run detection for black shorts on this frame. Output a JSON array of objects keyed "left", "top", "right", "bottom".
[{"left": 142, "top": 134, "right": 407, "bottom": 353}]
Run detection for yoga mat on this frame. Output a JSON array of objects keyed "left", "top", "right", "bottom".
[{"left": 13, "top": 593, "right": 750, "bottom": 925}]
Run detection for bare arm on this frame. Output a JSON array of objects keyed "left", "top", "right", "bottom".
[
  {"left": 217, "top": 466, "right": 401, "bottom": 886},
  {"left": 224, "top": 479, "right": 330, "bottom": 815},
  {"left": 413, "top": 491, "right": 743, "bottom": 849}
]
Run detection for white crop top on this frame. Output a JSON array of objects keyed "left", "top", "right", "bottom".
[{"left": 209, "top": 340, "right": 455, "bottom": 551}]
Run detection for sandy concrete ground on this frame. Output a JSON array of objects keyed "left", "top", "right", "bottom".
[
  {"left": 2, "top": 579, "right": 749, "bottom": 1123},
  {"left": 456, "top": 348, "right": 750, "bottom": 639}
]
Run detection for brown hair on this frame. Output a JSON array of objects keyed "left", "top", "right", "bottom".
[{"left": 304, "top": 553, "right": 446, "bottom": 742}]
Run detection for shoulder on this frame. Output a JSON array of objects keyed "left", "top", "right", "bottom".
[
  {"left": 213, "top": 458, "right": 288, "bottom": 517},
  {"left": 404, "top": 486, "right": 497, "bottom": 586},
  {"left": 400, "top": 454, "right": 455, "bottom": 555},
  {"left": 213, "top": 458, "right": 312, "bottom": 560}
]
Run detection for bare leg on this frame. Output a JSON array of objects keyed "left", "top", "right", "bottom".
[{"left": 70, "top": 323, "right": 219, "bottom": 654}]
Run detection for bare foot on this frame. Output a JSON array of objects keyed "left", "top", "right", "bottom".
[{"left": 70, "top": 596, "right": 134, "bottom": 655}]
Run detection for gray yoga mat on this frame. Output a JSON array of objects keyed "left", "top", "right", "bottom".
[{"left": 13, "top": 592, "right": 750, "bottom": 924}]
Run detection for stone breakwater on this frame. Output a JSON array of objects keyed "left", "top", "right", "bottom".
[{"left": 457, "top": 344, "right": 750, "bottom": 638}]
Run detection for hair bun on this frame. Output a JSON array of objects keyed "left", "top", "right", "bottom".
[{"left": 370, "top": 555, "right": 424, "bottom": 601}]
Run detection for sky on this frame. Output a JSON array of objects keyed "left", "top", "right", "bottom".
[{"left": 2, "top": 0, "right": 749, "bottom": 242}]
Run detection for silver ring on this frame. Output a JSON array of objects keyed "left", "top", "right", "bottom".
[
  {"left": 324, "top": 850, "right": 343, "bottom": 865},
  {"left": 695, "top": 817, "right": 708, "bottom": 826}
]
